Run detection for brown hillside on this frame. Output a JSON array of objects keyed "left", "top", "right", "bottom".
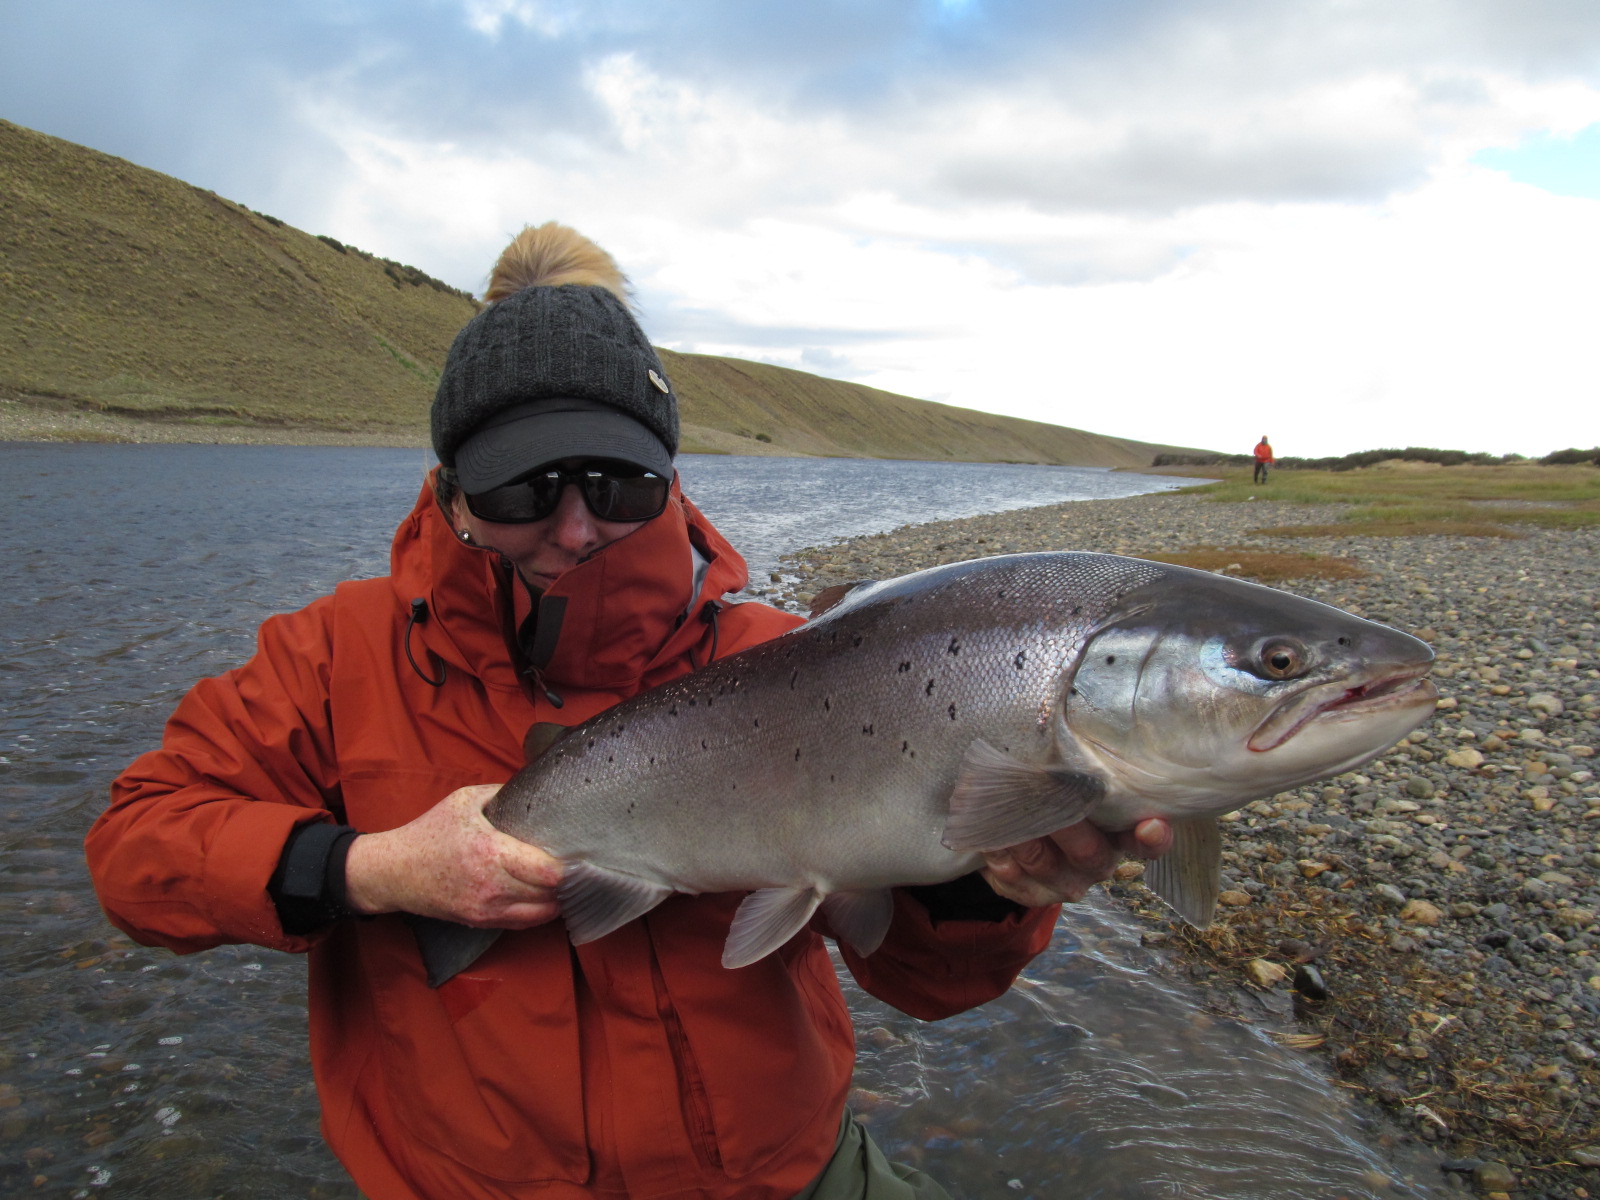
[
  {"left": 661, "top": 351, "right": 1196, "bottom": 467},
  {"left": 1, "top": 118, "right": 1209, "bottom": 466},
  {"left": 0, "top": 118, "right": 477, "bottom": 436}
]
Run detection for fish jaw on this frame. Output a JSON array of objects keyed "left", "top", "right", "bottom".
[{"left": 1247, "top": 666, "right": 1439, "bottom": 753}]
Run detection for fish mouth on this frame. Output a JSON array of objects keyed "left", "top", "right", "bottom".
[{"left": 1248, "top": 667, "right": 1438, "bottom": 753}]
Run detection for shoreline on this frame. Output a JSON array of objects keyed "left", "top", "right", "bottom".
[{"left": 779, "top": 491, "right": 1600, "bottom": 1200}]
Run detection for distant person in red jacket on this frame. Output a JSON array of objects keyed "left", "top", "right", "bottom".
[
  {"left": 1253, "top": 435, "right": 1274, "bottom": 484},
  {"left": 86, "top": 221, "right": 1174, "bottom": 1199}
]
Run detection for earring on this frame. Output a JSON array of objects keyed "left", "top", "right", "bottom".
[{"left": 457, "top": 528, "right": 473, "bottom": 543}]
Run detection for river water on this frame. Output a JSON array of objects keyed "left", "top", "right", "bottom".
[{"left": 0, "top": 444, "right": 1443, "bottom": 1198}]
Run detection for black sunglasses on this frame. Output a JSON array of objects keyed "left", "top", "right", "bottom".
[{"left": 455, "top": 461, "right": 671, "bottom": 525}]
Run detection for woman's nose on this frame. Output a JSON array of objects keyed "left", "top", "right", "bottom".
[{"left": 545, "top": 483, "right": 602, "bottom": 551}]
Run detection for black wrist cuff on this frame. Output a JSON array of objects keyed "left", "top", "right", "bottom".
[
  {"left": 269, "top": 822, "right": 362, "bottom": 935},
  {"left": 903, "top": 871, "right": 1026, "bottom": 925}
]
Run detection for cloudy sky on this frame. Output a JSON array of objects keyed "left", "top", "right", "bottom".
[{"left": 4, "top": 1, "right": 1598, "bottom": 458}]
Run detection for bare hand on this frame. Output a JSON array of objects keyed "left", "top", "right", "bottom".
[
  {"left": 981, "top": 817, "right": 1172, "bottom": 908},
  {"left": 344, "top": 784, "right": 563, "bottom": 928}
]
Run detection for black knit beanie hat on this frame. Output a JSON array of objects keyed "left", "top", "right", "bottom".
[{"left": 431, "top": 282, "right": 679, "bottom": 492}]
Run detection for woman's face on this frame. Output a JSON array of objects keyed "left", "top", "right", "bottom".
[{"left": 450, "top": 459, "right": 647, "bottom": 591}]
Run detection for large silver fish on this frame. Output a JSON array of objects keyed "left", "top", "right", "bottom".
[{"left": 418, "top": 552, "right": 1435, "bottom": 985}]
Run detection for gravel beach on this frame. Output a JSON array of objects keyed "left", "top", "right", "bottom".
[{"left": 774, "top": 489, "right": 1600, "bottom": 1200}]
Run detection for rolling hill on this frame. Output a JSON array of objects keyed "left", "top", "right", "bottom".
[{"left": 0, "top": 119, "right": 1207, "bottom": 467}]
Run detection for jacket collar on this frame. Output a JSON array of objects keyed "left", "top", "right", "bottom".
[{"left": 389, "top": 473, "right": 751, "bottom": 697}]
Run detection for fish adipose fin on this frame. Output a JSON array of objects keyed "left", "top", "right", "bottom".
[
  {"left": 723, "top": 886, "right": 824, "bottom": 969},
  {"left": 1141, "top": 817, "right": 1222, "bottom": 926},
  {"left": 559, "top": 861, "right": 675, "bottom": 945},
  {"left": 942, "top": 738, "right": 1104, "bottom": 852},
  {"left": 409, "top": 916, "right": 504, "bottom": 989},
  {"left": 819, "top": 889, "right": 895, "bottom": 959}
]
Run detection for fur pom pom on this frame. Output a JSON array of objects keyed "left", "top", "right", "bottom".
[{"left": 484, "top": 222, "right": 630, "bottom": 305}]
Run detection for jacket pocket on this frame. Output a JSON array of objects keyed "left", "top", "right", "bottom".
[{"left": 361, "top": 918, "right": 590, "bottom": 1183}]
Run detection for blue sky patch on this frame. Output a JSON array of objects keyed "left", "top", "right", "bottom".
[{"left": 1474, "top": 124, "right": 1600, "bottom": 199}]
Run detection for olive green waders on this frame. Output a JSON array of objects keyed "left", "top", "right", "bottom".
[{"left": 792, "top": 1111, "right": 953, "bottom": 1200}]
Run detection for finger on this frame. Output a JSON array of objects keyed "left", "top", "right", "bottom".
[
  {"left": 497, "top": 841, "right": 564, "bottom": 889},
  {"left": 1048, "top": 821, "right": 1117, "bottom": 878},
  {"left": 1131, "top": 818, "right": 1172, "bottom": 859}
]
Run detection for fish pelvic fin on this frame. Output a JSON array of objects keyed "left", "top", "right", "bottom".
[
  {"left": 1141, "top": 817, "right": 1222, "bottom": 927},
  {"left": 408, "top": 915, "right": 505, "bottom": 988},
  {"left": 559, "top": 861, "right": 674, "bottom": 945},
  {"left": 941, "top": 738, "right": 1103, "bottom": 852},
  {"left": 819, "top": 888, "right": 895, "bottom": 959},
  {"left": 723, "top": 886, "right": 824, "bottom": 969}
]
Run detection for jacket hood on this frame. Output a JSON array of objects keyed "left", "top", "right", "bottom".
[{"left": 388, "top": 472, "right": 752, "bottom": 697}]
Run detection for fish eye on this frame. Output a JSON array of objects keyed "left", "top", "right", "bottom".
[{"left": 1258, "top": 640, "right": 1307, "bottom": 679}]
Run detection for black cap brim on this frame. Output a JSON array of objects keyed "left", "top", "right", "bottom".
[{"left": 453, "top": 397, "right": 674, "bottom": 492}]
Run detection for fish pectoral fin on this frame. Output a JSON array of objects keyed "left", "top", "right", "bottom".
[
  {"left": 1141, "top": 817, "right": 1222, "bottom": 927},
  {"left": 558, "top": 861, "right": 674, "bottom": 945},
  {"left": 941, "top": 738, "right": 1104, "bottom": 852},
  {"left": 723, "top": 886, "right": 824, "bottom": 969},
  {"left": 819, "top": 888, "right": 895, "bottom": 958},
  {"left": 407, "top": 915, "right": 505, "bottom": 989}
]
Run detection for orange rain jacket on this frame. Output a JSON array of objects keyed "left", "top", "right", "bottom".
[{"left": 87, "top": 477, "right": 1059, "bottom": 1200}]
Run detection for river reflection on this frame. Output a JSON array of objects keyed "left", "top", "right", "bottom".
[{"left": 1, "top": 444, "right": 1441, "bottom": 1197}]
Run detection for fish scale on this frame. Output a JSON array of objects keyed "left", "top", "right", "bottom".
[{"left": 416, "top": 551, "right": 1436, "bottom": 984}]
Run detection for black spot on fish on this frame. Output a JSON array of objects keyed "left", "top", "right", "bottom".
[
  {"left": 824, "top": 697, "right": 831, "bottom": 711},
  {"left": 649, "top": 755, "right": 657, "bottom": 765},
  {"left": 1106, "top": 655, "right": 1116, "bottom": 665},
  {"left": 925, "top": 678, "right": 936, "bottom": 696},
  {"left": 790, "top": 670, "right": 799, "bottom": 690},
  {"left": 795, "top": 747, "right": 802, "bottom": 761},
  {"left": 948, "top": 703, "right": 957, "bottom": 720},
  {"left": 670, "top": 704, "right": 679, "bottom": 717},
  {"left": 901, "top": 741, "right": 909, "bottom": 754},
  {"left": 587, "top": 739, "right": 596, "bottom": 750},
  {"left": 1014, "top": 650, "right": 1027, "bottom": 670},
  {"left": 701, "top": 739, "right": 708, "bottom": 750},
  {"left": 607, "top": 754, "right": 614, "bottom": 763},
  {"left": 862, "top": 723, "right": 874, "bottom": 736},
  {"left": 753, "top": 718, "right": 761, "bottom": 728},
  {"left": 947, "top": 637, "right": 961, "bottom": 655},
  {"left": 852, "top": 633, "right": 863, "bottom": 647},
  {"left": 898, "top": 661, "right": 911, "bottom": 673},
  {"left": 1072, "top": 606, "right": 1081, "bottom": 616}
]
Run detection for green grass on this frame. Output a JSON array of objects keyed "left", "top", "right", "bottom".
[{"left": 1182, "top": 464, "right": 1600, "bottom": 537}]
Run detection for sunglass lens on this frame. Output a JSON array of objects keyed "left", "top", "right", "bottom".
[{"left": 585, "top": 473, "right": 669, "bottom": 521}]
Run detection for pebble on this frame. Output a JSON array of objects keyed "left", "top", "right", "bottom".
[{"left": 782, "top": 489, "right": 1600, "bottom": 1194}]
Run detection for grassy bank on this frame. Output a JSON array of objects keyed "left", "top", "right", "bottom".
[{"left": 1169, "top": 463, "right": 1600, "bottom": 538}]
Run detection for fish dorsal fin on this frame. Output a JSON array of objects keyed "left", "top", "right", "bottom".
[
  {"left": 819, "top": 889, "right": 895, "bottom": 958},
  {"left": 942, "top": 738, "right": 1103, "bottom": 852},
  {"left": 809, "top": 581, "right": 872, "bottom": 618},
  {"left": 558, "top": 861, "right": 674, "bottom": 945},
  {"left": 1141, "top": 817, "right": 1222, "bottom": 927},
  {"left": 408, "top": 916, "right": 505, "bottom": 988},
  {"left": 723, "top": 886, "right": 824, "bottom": 968}
]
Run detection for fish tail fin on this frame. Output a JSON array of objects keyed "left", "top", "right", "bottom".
[
  {"left": 1141, "top": 817, "right": 1222, "bottom": 926},
  {"left": 408, "top": 915, "right": 505, "bottom": 988}
]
